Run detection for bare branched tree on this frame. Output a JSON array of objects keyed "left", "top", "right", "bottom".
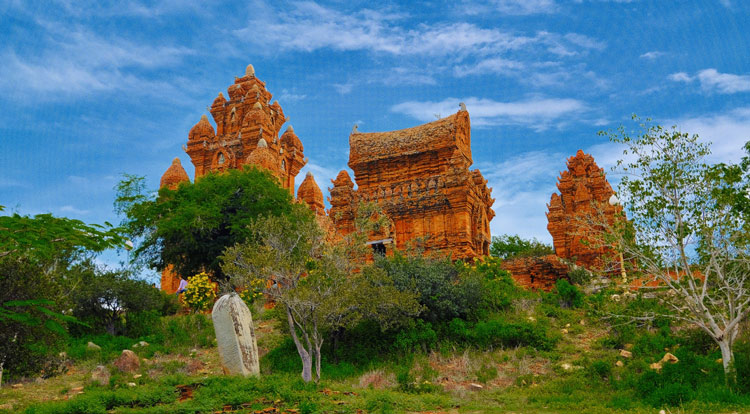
[{"left": 592, "top": 118, "right": 750, "bottom": 386}]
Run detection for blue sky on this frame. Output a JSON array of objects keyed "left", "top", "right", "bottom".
[{"left": 1, "top": 0, "right": 749, "bottom": 277}]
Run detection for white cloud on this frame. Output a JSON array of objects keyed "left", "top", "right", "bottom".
[
  {"left": 277, "top": 89, "right": 307, "bottom": 102},
  {"left": 333, "top": 82, "right": 354, "bottom": 94},
  {"left": 391, "top": 96, "right": 587, "bottom": 129},
  {"left": 59, "top": 205, "right": 91, "bottom": 216},
  {"left": 672, "top": 107, "right": 750, "bottom": 163},
  {"left": 0, "top": 25, "right": 193, "bottom": 97},
  {"left": 668, "top": 72, "right": 693, "bottom": 82},
  {"left": 454, "top": 58, "right": 525, "bottom": 77},
  {"left": 235, "top": 2, "right": 602, "bottom": 60},
  {"left": 479, "top": 151, "right": 565, "bottom": 241},
  {"left": 639, "top": 51, "right": 664, "bottom": 60},
  {"left": 669, "top": 69, "right": 750, "bottom": 94}
]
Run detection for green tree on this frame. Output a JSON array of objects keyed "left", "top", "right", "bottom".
[
  {"left": 490, "top": 234, "right": 554, "bottom": 260},
  {"left": 114, "top": 166, "right": 294, "bottom": 280},
  {"left": 599, "top": 118, "right": 750, "bottom": 386},
  {"left": 222, "top": 203, "right": 420, "bottom": 382},
  {"left": 0, "top": 205, "right": 125, "bottom": 386}
]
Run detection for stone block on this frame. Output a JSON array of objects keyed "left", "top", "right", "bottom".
[{"left": 212, "top": 293, "right": 260, "bottom": 377}]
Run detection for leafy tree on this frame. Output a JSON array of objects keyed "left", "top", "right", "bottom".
[
  {"left": 0, "top": 205, "right": 125, "bottom": 386},
  {"left": 598, "top": 118, "right": 750, "bottom": 386},
  {"left": 490, "top": 234, "right": 554, "bottom": 260},
  {"left": 114, "top": 167, "right": 294, "bottom": 280},
  {"left": 222, "top": 203, "right": 420, "bottom": 382},
  {"left": 67, "top": 261, "right": 174, "bottom": 336}
]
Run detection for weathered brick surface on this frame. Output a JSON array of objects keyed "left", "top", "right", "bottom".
[
  {"left": 501, "top": 255, "right": 570, "bottom": 290},
  {"left": 546, "top": 150, "right": 619, "bottom": 270},
  {"left": 329, "top": 108, "right": 495, "bottom": 259},
  {"left": 184, "top": 64, "right": 306, "bottom": 193}
]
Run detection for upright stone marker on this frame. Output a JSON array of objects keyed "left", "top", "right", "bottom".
[{"left": 212, "top": 292, "right": 260, "bottom": 376}]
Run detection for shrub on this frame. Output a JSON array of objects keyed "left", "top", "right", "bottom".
[
  {"left": 376, "top": 252, "right": 482, "bottom": 323},
  {"left": 554, "top": 279, "right": 583, "bottom": 308},
  {"left": 490, "top": 234, "right": 553, "bottom": 260},
  {"left": 567, "top": 267, "right": 591, "bottom": 286},
  {"left": 394, "top": 320, "right": 437, "bottom": 353},
  {"left": 182, "top": 272, "right": 217, "bottom": 313},
  {"left": 588, "top": 360, "right": 611, "bottom": 380},
  {"left": 473, "top": 319, "right": 558, "bottom": 351}
]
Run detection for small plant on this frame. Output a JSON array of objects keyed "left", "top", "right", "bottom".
[
  {"left": 238, "top": 278, "right": 265, "bottom": 307},
  {"left": 475, "top": 364, "right": 498, "bottom": 384},
  {"left": 182, "top": 272, "right": 217, "bottom": 313}
]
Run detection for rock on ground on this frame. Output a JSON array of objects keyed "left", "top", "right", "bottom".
[{"left": 114, "top": 350, "right": 140, "bottom": 373}]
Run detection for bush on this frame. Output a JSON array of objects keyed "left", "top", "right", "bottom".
[
  {"left": 182, "top": 272, "right": 217, "bottom": 313},
  {"left": 376, "top": 252, "right": 482, "bottom": 323},
  {"left": 567, "top": 268, "right": 591, "bottom": 286},
  {"left": 446, "top": 317, "right": 558, "bottom": 351},
  {"left": 462, "top": 256, "right": 527, "bottom": 317},
  {"left": 553, "top": 279, "right": 583, "bottom": 308},
  {"left": 490, "top": 234, "right": 553, "bottom": 260},
  {"left": 394, "top": 320, "right": 437, "bottom": 353},
  {"left": 588, "top": 360, "right": 611, "bottom": 380}
]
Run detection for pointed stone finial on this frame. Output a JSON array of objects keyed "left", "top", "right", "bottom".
[
  {"left": 257, "top": 138, "right": 267, "bottom": 148},
  {"left": 306, "top": 171, "right": 313, "bottom": 177},
  {"left": 218, "top": 92, "right": 224, "bottom": 99},
  {"left": 459, "top": 102, "right": 467, "bottom": 112},
  {"left": 201, "top": 114, "right": 208, "bottom": 121},
  {"left": 286, "top": 125, "right": 294, "bottom": 133},
  {"left": 351, "top": 124, "right": 358, "bottom": 134},
  {"left": 246, "top": 64, "right": 255, "bottom": 77},
  {"left": 253, "top": 102, "right": 262, "bottom": 110},
  {"left": 172, "top": 157, "right": 181, "bottom": 165}
]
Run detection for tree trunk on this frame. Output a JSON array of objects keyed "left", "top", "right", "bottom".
[
  {"left": 719, "top": 339, "right": 736, "bottom": 388},
  {"left": 285, "top": 307, "right": 312, "bottom": 382},
  {"left": 313, "top": 344, "right": 322, "bottom": 382}
]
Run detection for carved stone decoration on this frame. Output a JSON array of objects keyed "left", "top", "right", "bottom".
[{"left": 212, "top": 293, "right": 260, "bottom": 377}]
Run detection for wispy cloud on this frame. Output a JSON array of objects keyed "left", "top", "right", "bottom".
[
  {"left": 277, "top": 89, "right": 307, "bottom": 103},
  {"left": 669, "top": 68, "right": 750, "bottom": 94},
  {"left": 235, "top": 2, "right": 602, "bottom": 60},
  {"left": 672, "top": 107, "right": 750, "bottom": 163},
  {"left": 391, "top": 96, "right": 587, "bottom": 130},
  {"left": 0, "top": 23, "right": 194, "bottom": 98},
  {"left": 59, "top": 205, "right": 91, "bottom": 216},
  {"left": 639, "top": 51, "right": 664, "bottom": 60}
]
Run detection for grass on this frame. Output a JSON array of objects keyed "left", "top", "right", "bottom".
[{"left": 4, "top": 294, "right": 750, "bottom": 413}]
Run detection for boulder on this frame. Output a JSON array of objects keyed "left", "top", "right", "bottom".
[
  {"left": 86, "top": 342, "right": 101, "bottom": 351},
  {"left": 91, "top": 365, "right": 110, "bottom": 386},
  {"left": 113, "top": 350, "right": 140, "bottom": 373},
  {"left": 212, "top": 293, "right": 260, "bottom": 376}
]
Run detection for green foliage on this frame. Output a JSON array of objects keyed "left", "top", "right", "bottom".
[
  {"left": 552, "top": 279, "right": 583, "bottom": 309},
  {"left": 67, "top": 263, "right": 173, "bottom": 336},
  {"left": 115, "top": 166, "right": 294, "bottom": 279},
  {"left": 461, "top": 256, "right": 527, "bottom": 317},
  {"left": 490, "top": 234, "right": 553, "bottom": 260},
  {"left": 566, "top": 268, "right": 591, "bottom": 286},
  {"left": 588, "top": 360, "right": 611, "bottom": 380},
  {"left": 375, "top": 251, "right": 482, "bottom": 323},
  {"left": 394, "top": 320, "right": 438, "bottom": 353},
  {"left": 448, "top": 317, "right": 558, "bottom": 351}
]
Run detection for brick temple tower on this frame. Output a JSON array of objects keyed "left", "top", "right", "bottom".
[
  {"left": 328, "top": 106, "right": 495, "bottom": 259},
  {"left": 546, "top": 150, "right": 621, "bottom": 270},
  {"left": 158, "top": 65, "right": 314, "bottom": 293},
  {"left": 183, "top": 64, "right": 307, "bottom": 193}
]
